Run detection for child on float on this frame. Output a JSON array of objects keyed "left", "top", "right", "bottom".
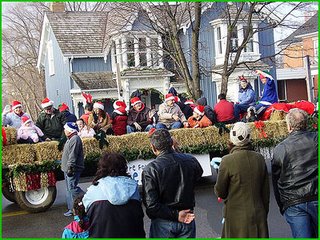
[{"left": 17, "top": 116, "right": 44, "bottom": 144}]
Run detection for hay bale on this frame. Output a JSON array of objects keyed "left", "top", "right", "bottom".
[
  {"left": 33, "top": 141, "right": 62, "bottom": 163},
  {"left": 2, "top": 144, "right": 35, "bottom": 165},
  {"left": 269, "top": 110, "right": 287, "bottom": 121},
  {"left": 82, "top": 138, "right": 102, "bottom": 157},
  {"left": 4, "top": 127, "right": 17, "bottom": 145}
]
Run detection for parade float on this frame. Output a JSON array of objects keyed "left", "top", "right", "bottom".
[{"left": 2, "top": 106, "right": 317, "bottom": 213}]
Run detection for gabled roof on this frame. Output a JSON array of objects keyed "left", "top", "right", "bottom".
[
  {"left": 46, "top": 11, "right": 109, "bottom": 55},
  {"left": 279, "top": 12, "right": 318, "bottom": 46},
  {"left": 71, "top": 72, "right": 116, "bottom": 90}
]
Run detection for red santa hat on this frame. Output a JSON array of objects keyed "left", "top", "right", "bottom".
[
  {"left": 256, "top": 70, "right": 273, "bottom": 80},
  {"left": 41, "top": 97, "right": 54, "bottom": 109},
  {"left": 194, "top": 105, "right": 205, "bottom": 116},
  {"left": 174, "top": 96, "right": 180, "bottom": 103},
  {"left": 93, "top": 102, "right": 104, "bottom": 111},
  {"left": 21, "top": 116, "right": 32, "bottom": 125},
  {"left": 113, "top": 100, "right": 127, "bottom": 110},
  {"left": 11, "top": 100, "right": 22, "bottom": 110},
  {"left": 130, "top": 97, "right": 142, "bottom": 106},
  {"left": 239, "top": 75, "right": 247, "bottom": 82},
  {"left": 58, "top": 103, "right": 69, "bottom": 112},
  {"left": 184, "top": 99, "right": 194, "bottom": 105},
  {"left": 114, "top": 106, "right": 127, "bottom": 115},
  {"left": 165, "top": 93, "right": 175, "bottom": 102}
]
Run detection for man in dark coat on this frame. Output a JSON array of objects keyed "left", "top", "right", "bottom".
[
  {"left": 142, "top": 129, "right": 203, "bottom": 238},
  {"left": 214, "top": 122, "right": 269, "bottom": 238},
  {"left": 127, "top": 97, "right": 153, "bottom": 133},
  {"left": 272, "top": 108, "right": 318, "bottom": 238},
  {"left": 36, "top": 97, "right": 66, "bottom": 140}
]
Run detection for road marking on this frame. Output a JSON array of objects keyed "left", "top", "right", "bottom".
[{"left": 2, "top": 210, "right": 29, "bottom": 217}]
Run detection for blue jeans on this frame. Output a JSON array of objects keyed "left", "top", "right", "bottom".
[
  {"left": 156, "top": 122, "right": 182, "bottom": 130},
  {"left": 126, "top": 124, "right": 154, "bottom": 134},
  {"left": 234, "top": 104, "right": 250, "bottom": 121},
  {"left": 149, "top": 218, "right": 196, "bottom": 238},
  {"left": 64, "top": 171, "right": 84, "bottom": 211},
  {"left": 284, "top": 201, "right": 318, "bottom": 238}
]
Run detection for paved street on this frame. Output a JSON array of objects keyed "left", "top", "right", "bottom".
[{"left": 2, "top": 169, "right": 292, "bottom": 238}]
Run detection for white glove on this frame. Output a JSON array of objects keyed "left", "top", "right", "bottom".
[
  {"left": 2, "top": 105, "right": 11, "bottom": 115},
  {"left": 133, "top": 122, "right": 142, "bottom": 131}
]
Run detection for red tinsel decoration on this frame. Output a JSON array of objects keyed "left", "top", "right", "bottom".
[{"left": 254, "top": 121, "right": 268, "bottom": 138}]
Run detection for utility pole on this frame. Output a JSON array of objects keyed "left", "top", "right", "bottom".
[{"left": 304, "top": 55, "right": 314, "bottom": 102}]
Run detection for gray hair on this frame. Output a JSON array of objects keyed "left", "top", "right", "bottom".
[
  {"left": 285, "top": 108, "right": 308, "bottom": 131},
  {"left": 150, "top": 129, "right": 173, "bottom": 151}
]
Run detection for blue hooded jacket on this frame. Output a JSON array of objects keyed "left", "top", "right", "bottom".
[
  {"left": 83, "top": 176, "right": 140, "bottom": 212},
  {"left": 238, "top": 83, "right": 256, "bottom": 105},
  {"left": 260, "top": 77, "right": 278, "bottom": 105}
]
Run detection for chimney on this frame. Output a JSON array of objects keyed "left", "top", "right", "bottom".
[{"left": 50, "top": 2, "right": 65, "bottom": 12}]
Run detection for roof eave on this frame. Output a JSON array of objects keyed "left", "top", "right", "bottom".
[{"left": 36, "top": 14, "right": 50, "bottom": 72}]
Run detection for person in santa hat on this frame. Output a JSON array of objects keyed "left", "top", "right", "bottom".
[
  {"left": 17, "top": 116, "right": 44, "bottom": 144},
  {"left": 36, "top": 97, "right": 66, "bottom": 141},
  {"left": 156, "top": 93, "right": 187, "bottom": 130},
  {"left": 254, "top": 70, "right": 278, "bottom": 117},
  {"left": 2, "top": 100, "right": 30, "bottom": 129},
  {"left": 234, "top": 75, "right": 256, "bottom": 121},
  {"left": 186, "top": 105, "right": 213, "bottom": 128},
  {"left": 88, "top": 101, "right": 113, "bottom": 135},
  {"left": 59, "top": 102, "right": 77, "bottom": 123},
  {"left": 127, "top": 97, "right": 154, "bottom": 133},
  {"left": 110, "top": 100, "right": 128, "bottom": 136}
]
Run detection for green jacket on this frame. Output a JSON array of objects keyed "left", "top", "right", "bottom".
[
  {"left": 36, "top": 109, "right": 66, "bottom": 140},
  {"left": 214, "top": 145, "right": 270, "bottom": 238}
]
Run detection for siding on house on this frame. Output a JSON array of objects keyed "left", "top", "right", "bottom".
[
  {"left": 72, "top": 56, "right": 112, "bottom": 73},
  {"left": 44, "top": 30, "right": 74, "bottom": 112}
]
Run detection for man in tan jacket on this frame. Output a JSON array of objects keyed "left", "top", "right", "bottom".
[{"left": 156, "top": 94, "right": 188, "bottom": 130}]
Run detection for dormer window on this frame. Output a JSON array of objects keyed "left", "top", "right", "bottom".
[{"left": 111, "top": 34, "right": 163, "bottom": 71}]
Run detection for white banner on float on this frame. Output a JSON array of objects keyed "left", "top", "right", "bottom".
[{"left": 127, "top": 154, "right": 212, "bottom": 185}]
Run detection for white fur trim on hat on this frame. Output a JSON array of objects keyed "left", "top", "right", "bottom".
[
  {"left": 64, "top": 122, "right": 78, "bottom": 133},
  {"left": 194, "top": 106, "right": 204, "bottom": 116},
  {"left": 165, "top": 96, "right": 175, "bottom": 102},
  {"left": 93, "top": 102, "right": 104, "bottom": 111},
  {"left": 230, "top": 122, "right": 251, "bottom": 146},
  {"left": 41, "top": 99, "right": 54, "bottom": 109}
]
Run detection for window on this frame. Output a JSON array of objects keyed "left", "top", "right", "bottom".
[
  {"left": 243, "top": 26, "right": 253, "bottom": 52},
  {"left": 230, "top": 26, "right": 238, "bottom": 52},
  {"left": 126, "top": 38, "right": 135, "bottom": 67},
  {"left": 217, "top": 27, "right": 222, "bottom": 54},
  {"left": 150, "top": 38, "right": 159, "bottom": 67},
  {"left": 139, "top": 38, "right": 147, "bottom": 67},
  {"left": 314, "top": 38, "right": 318, "bottom": 59},
  {"left": 47, "top": 40, "right": 55, "bottom": 76}
]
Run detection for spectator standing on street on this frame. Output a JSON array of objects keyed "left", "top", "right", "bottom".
[
  {"left": 36, "top": 98, "right": 66, "bottom": 141},
  {"left": 214, "top": 122, "right": 269, "bottom": 238},
  {"left": 2, "top": 100, "right": 30, "bottom": 129},
  {"left": 156, "top": 93, "right": 188, "bottom": 130},
  {"left": 62, "top": 196, "right": 89, "bottom": 238},
  {"left": 272, "top": 108, "right": 318, "bottom": 238},
  {"left": 59, "top": 103, "right": 77, "bottom": 123},
  {"left": 234, "top": 76, "right": 256, "bottom": 121},
  {"left": 214, "top": 93, "right": 235, "bottom": 124},
  {"left": 142, "top": 129, "right": 203, "bottom": 238},
  {"left": 126, "top": 97, "right": 153, "bottom": 133},
  {"left": 83, "top": 153, "right": 145, "bottom": 238},
  {"left": 61, "top": 122, "right": 85, "bottom": 217}
]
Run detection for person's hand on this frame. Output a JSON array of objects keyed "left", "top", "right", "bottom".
[
  {"left": 172, "top": 114, "right": 180, "bottom": 121},
  {"left": 67, "top": 166, "right": 75, "bottom": 177},
  {"left": 45, "top": 138, "right": 51, "bottom": 141},
  {"left": 183, "top": 122, "right": 189, "bottom": 128},
  {"left": 133, "top": 122, "right": 142, "bottom": 131},
  {"left": 178, "top": 209, "right": 195, "bottom": 224},
  {"left": 2, "top": 105, "right": 11, "bottom": 115}
]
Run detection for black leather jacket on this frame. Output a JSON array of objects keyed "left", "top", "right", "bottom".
[
  {"left": 142, "top": 150, "right": 203, "bottom": 221},
  {"left": 272, "top": 130, "right": 318, "bottom": 214}
]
